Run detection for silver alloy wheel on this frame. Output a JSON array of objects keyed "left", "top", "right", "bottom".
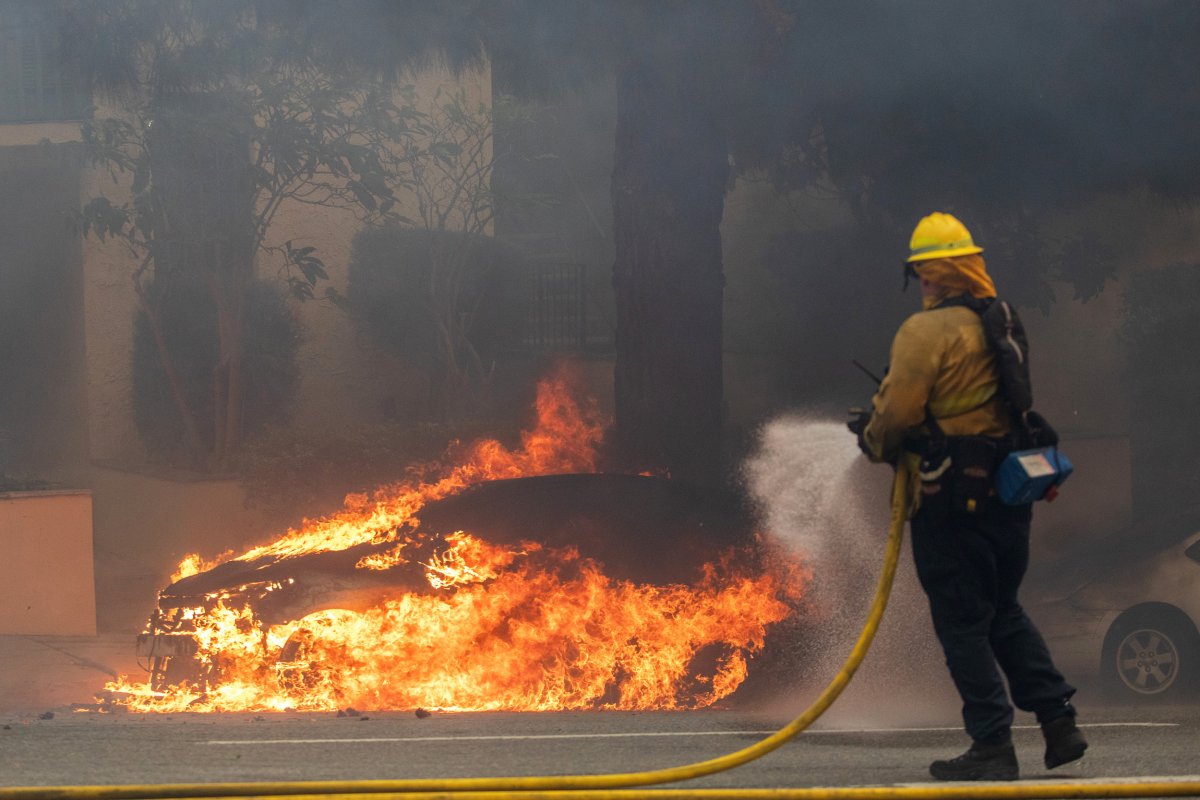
[{"left": 1115, "top": 626, "right": 1181, "bottom": 695}]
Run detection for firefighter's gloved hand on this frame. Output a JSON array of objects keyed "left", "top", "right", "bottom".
[{"left": 846, "top": 407, "right": 872, "bottom": 457}]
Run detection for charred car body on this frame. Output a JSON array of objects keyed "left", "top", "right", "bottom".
[{"left": 136, "top": 473, "right": 764, "bottom": 693}]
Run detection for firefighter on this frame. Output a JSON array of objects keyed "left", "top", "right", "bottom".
[{"left": 850, "top": 213, "right": 1087, "bottom": 781}]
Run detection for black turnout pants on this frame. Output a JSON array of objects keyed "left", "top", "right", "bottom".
[{"left": 910, "top": 498, "right": 1076, "bottom": 744}]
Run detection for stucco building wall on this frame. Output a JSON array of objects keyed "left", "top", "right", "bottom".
[
  {"left": 3, "top": 67, "right": 492, "bottom": 467},
  {"left": 0, "top": 490, "right": 96, "bottom": 635},
  {"left": 77, "top": 153, "right": 144, "bottom": 465},
  {"left": 1, "top": 67, "right": 494, "bottom": 631}
]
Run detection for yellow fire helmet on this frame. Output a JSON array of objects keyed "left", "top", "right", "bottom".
[{"left": 906, "top": 212, "right": 984, "bottom": 263}]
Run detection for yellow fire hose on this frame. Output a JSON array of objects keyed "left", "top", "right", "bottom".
[
  {"left": 62, "top": 783, "right": 1200, "bottom": 800},
  {"left": 6, "top": 465, "right": 1200, "bottom": 800}
]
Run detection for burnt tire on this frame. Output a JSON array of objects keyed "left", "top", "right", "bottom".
[
  {"left": 1102, "top": 607, "right": 1200, "bottom": 702},
  {"left": 275, "top": 617, "right": 338, "bottom": 698}
]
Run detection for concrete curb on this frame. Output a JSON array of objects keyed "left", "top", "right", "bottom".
[{"left": 0, "top": 634, "right": 142, "bottom": 715}]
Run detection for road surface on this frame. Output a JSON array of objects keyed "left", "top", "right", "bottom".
[{"left": 3, "top": 703, "right": 1197, "bottom": 790}]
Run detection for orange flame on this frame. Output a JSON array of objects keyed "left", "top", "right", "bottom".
[
  {"left": 169, "top": 551, "right": 234, "bottom": 584},
  {"left": 105, "top": 374, "right": 809, "bottom": 713},
  {"left": 216, "top": 375, "right": 605, "bottom": 567},
  {"left": 421, "top": 532, "right": 535, "bottom": 589}
]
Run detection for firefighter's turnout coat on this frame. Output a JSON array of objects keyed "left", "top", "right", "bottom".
[{"left": 863, "top": 298, "right": 1011, "bottom": 511}]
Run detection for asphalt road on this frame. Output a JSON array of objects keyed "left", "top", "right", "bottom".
[{"left": 3, "top": 703, "right": 1198, "bottom": 791}]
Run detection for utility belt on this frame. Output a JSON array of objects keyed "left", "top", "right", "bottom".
[
  {"left": 904, "top": 410, "right": 1068, "bottom": 513},
  {"left": 905, "top": 433, "right": 1008, "bottom": 514}
]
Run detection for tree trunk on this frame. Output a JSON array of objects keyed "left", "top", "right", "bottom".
[
  {"left": 134, "top": 281, "right": 208, "bottom": 468},
  {"left": 611, "top": 57, "right": 729, "bottom": 486},
  {"left": 211, "top": 263, "right": 247, "bottom": 467},
  {"left": 149, "top": 92, "right": 255, "bottom": 470}
]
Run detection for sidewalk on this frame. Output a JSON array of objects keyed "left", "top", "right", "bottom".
[{"left": 0, "top": 634, "right": 142, "bottom": 715}]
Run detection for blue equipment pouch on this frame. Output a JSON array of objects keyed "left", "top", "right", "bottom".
[{"left": 996, "top": 447, "right": 1073, "bottom": 505}]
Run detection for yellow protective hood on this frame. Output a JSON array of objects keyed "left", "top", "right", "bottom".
[{"left": 914, "top": 254, "right": 996, "bottom": 310}]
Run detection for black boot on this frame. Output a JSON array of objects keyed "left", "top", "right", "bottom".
[
  {"left": 1042, "top": 715, "right": 1087, "bottom": 769},
  {"left": 929, "top": 740, "right": 1019, "bottom": 781}
]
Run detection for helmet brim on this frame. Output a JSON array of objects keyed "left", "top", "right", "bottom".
[{"left": 907, "top": 245, "right": 983, "bottom": 264}]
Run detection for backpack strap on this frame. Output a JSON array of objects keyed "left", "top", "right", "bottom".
[
  {"left": 931, "top": 293, "right": 992, "bottom": 314},
  {"left": 920, "top": 294, "right": 999, "bottom": 428},
  {"left": 932, "top": 293, "right": 1042, "bottom": 449}
]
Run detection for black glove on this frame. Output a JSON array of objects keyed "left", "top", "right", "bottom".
[{"left": 846, "top": 407, "right": 872, "bottom": 457}]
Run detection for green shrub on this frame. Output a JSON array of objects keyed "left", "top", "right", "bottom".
[
  {"left": 0, "top": 474, "right": 58, "bottom": 492},
  {"left": 347, "top": 226, "right": 526, "bottom": 378},
  {"left": 132, "top": 278, "right": 301, "bottom": 465}
]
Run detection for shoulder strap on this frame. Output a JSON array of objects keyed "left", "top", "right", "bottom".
[
  {"left": 941, "top": 294, "right": 1038, "bottom": 443},
  {"left": 920, "top": 294, "right": 991, "bottom": 438},
  {"left": 930, "top": 294, "right": 992, "bottom": 315}
]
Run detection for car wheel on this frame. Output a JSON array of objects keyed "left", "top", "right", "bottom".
[
  {"left": 275, "top": 612, "right": 349, "bottom": 698},
  {"left": 1102, "top": 609, "right": 1200, "bottom": 701}
]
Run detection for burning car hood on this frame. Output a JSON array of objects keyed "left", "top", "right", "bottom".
[{"left": 159, "top": 473, "right": 759, "bottom": 624}]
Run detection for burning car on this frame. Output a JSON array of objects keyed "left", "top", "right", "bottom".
[
  {"left": 118, "top": 378, "right": 807, "bottom": 713},
  {"left": 138, "top": 475, "right": 766, "bottom": 686}
]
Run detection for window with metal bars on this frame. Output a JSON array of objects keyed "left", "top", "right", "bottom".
[
  {"left": 524, "top": 261, "right": 589, "bottom": 350},
  {"left": 521, "top": 260, "right": 615, "bottom": 353},
  {"left": 0, "top": 5, "right": 89, "bottom": 123}
]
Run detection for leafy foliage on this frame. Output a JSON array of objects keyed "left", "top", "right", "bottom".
[
  {"left": 76, "top": 73, "right": 401, "bottom": 296},
  {"left": 282, "top": 241, "right": 329, "bottom": 301},
  {"left": 66, "top": 0, "right": 420, "bottom": 468},
  {"left": 0, "top": 474, "right": 59, "bottom": 493},
  {"left": 132, "top": 278, "right": 301, "bottom": 465},
  {"left": 346, "top": 89, "right": 530, "bottom": 422},
  {"left": 746, "top": 1, "right": 1200, "bottom": 308},
  {"left": 347, "top": 226, "right": 526, "bottom": 415},
  {"left": 63, "top": 0, "right": 1200, "bottom": 481},
  {"left": 65, "top": 0, "right": 528, "bottom": 460}
]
